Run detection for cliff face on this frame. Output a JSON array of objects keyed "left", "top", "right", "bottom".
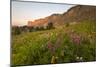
[
  {"left": 28, "top": 19, "right": 48, "bottom": 27},
  {"left": 28, "top": 5, "right": 96, "bottom": 27},
  {"left": 63, "top": 5, "right": 96, "bottom": 23}
]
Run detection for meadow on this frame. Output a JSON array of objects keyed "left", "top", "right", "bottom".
[{"left": 12, "top": 20, "right": 96, "bottom": 66}]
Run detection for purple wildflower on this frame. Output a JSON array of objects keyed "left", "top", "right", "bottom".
[
  {"left": 72, "top": 35, "right": 81, "bottom": 45},
  {"left": 47, "top": 41, "right": 55, "bottom": 55},
  {"left": 47, "top": 33, "right": 63, "bottom": 55},
  {"left": 68, "top": 30, "right": 81, "bottom": 45}
]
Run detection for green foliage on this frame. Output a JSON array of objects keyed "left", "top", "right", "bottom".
[
  {"left": 65, "top": 23, "right": 70, "bottom": 27},
  {"left": 12, "top": 26, "right": 21, "bottom": 35},
  {"left": 46, "top": 22, "right": 55, "bottom": 29},
  {"left": 28, "top": 26, "right": 35, "bottom": 32},
  {"left": 12, "top": 21, "right": 96, "bottom": 66}
]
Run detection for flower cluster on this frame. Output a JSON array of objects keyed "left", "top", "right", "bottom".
[
  {"left": 47, "top": 33, "right": 63, "bottom": 63},
  {"left": 68, "top": 30, "right": 81, "bottom": 45},
  {"left": 47, "top": 33, "right": 63, "bottom": 55},
  {"left": 76, "top": 56, "right": 83, "bottom": 62},
  {"left": 72, "top": 34, "right": 81, "bottom": 45},
  {"left": 47, "top": 41, "right": 55, "bottom": 55}
]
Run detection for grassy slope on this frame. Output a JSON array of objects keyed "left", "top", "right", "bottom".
[{"left": 12, "top": 21, "right": 96, "bottom": 65}]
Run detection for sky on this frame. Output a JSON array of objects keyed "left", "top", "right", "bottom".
[{"left": 12, "top": 1, "right": 75, "bottom": 26}]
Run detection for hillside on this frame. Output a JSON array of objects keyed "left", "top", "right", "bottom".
[
  {"left": 28, "top": 5, "right": 96, "bottom": 27},
  {"left": 12, "top": 21, "right": 96, "bottom": 65},
  {"left": 62, "top": 5, "right": 96, "bottom": 23}
]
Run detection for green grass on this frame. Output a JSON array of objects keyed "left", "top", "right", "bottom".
[{"left": 12, "top": 21, "right": 96, "bottom": 65}]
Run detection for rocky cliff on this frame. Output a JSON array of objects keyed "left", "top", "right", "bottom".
[{"left": 28, "top": 5, "right": 96, "bottom": 27}]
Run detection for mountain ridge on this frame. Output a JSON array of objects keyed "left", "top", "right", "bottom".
[{"left": 28, "top": 5, "right": 96, "bottom": 27}]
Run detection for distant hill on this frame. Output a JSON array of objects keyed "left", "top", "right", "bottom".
[{"left": 28, "top": 5, "right": 96, "bottom": 27}]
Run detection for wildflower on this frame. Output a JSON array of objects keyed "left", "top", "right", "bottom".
[
  {"left": 76, "top": 56, "right": 83, "bottom": 62},
  {"left": 80, "top": 57, "right": 83, "bottom": 61},
  {"left": 51, "top": 56, "right": 58, "bottom": 64},
  {"left": 47, "top": 41, "right": 53, "bottom": 49},
  {"left": 69, "top": 32, "right": 81, "bottom": 45},
  {"left": 47, "top": 41, "right": 55, "bottom": 55},
  {"left": 72, "top": 35, "right": 81, "bottom": 45},
  {"left": 76, "top": 56, "right": 80, "bottom": 60}
]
